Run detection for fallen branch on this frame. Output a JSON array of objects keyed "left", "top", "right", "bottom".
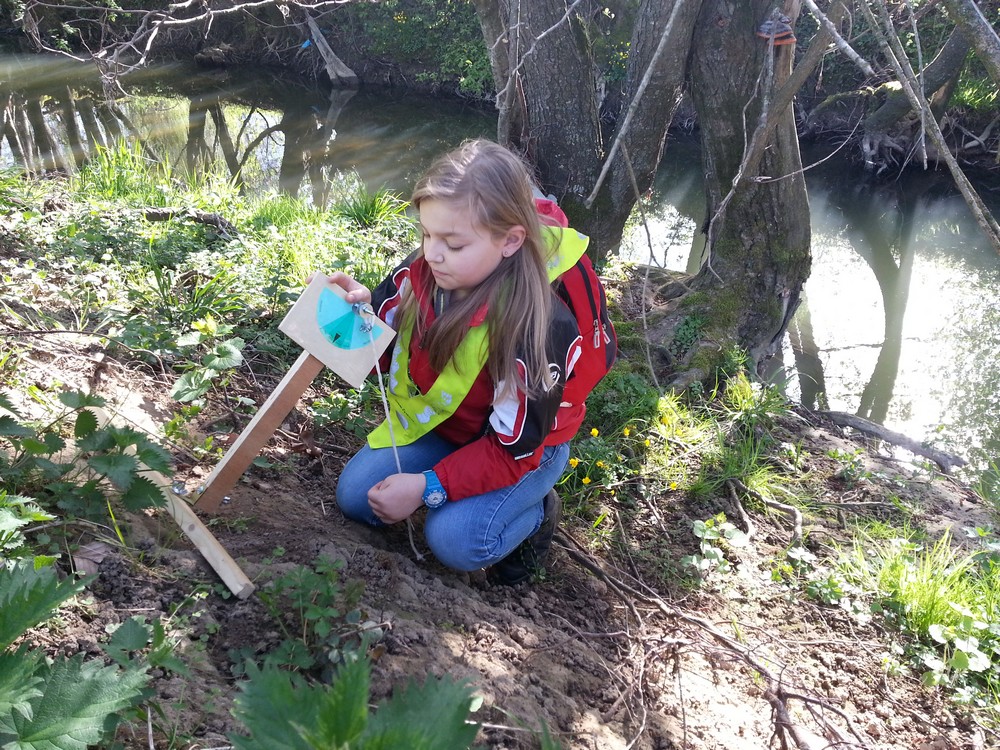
[
  {"left": 818, "top": 410, "right": 967, "bottom": 473},
  {"left": 142, "top": 207, "right": 238, "bottom": 236}
]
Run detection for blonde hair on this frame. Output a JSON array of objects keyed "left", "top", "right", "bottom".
[{"left": 404, "top": 139, "right": 553, "bottom": 397}]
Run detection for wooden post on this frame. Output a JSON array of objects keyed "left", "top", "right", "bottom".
[
  {"left": 148, "top": 467, "right": 256, "bottom": 599},
  {"left": 195, "top": 351, "right": 325, "bottom": 512},
  {"left": 93, "top": 408, "right": 255, "bottom": 599}
]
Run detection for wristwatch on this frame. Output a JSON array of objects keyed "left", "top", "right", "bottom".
[{"left": 421, "top": 470, "right": 448, "bottom": 509}]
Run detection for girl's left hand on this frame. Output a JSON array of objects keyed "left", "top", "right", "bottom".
[{"left": 368, "top": 473, "right": 425, "bottom": 524}]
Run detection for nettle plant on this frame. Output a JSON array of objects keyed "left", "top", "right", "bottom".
[
  {"left": 0, "top": 390, "right": 170, "bottom": 530},
  {"left": 169, "top": 314, "right": 246, "bottom": 404},
  {"left": 0, "top": 558, "right": 181, "bottom": 750}
]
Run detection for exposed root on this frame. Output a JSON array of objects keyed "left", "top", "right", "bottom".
[{"left": 556, "top": 529, "right": 876, "bottom": 749}]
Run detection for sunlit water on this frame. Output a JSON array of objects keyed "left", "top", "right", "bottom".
[{"left": 5, "top": 54, "right": 998, "bottom": 487}]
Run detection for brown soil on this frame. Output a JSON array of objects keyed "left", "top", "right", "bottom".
[{"left": 11, "top": 333, "right": 996, "bottom": 750}]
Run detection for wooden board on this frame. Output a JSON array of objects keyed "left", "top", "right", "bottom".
[
  {"left": 195, "top": 351, "right": 323, "bottom": 512},
  {"left": 278, "top": 275, "right": 395, "bottom": 389},
  {"left": 195, "top": 276, "right": 396, "bottom": 511}
]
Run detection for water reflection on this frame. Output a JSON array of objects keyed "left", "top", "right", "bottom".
[{"left": 1, "top": 53, "right": 493, "bottom": 202}]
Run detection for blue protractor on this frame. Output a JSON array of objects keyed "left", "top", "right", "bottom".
[{"left": 316, "top": 287, "right": 383, "bottom": 350}]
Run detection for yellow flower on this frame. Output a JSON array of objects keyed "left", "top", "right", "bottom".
[
  {"left": 669, "top": 481, "right": 678, "bottom": 491},
  {"left": 590, "top": 428, "right": 599, "bottom": 437},
  {"left": 644, "top": 439, "right": 651, "bottom": 447},
  {"left": 623, "top": 427, "right": 631, "bottom": 437},
  {"left": 568, "top": 457, "right": 580, "bottom": 468},
  {"left": 582, "top": 476, "right": 592, "bottom": 485},
  {"left": 596, "top": 460, "right": 606, "bottom": 469}
]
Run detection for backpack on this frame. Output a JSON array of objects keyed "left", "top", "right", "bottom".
[
  {"left": 554, "top": 252, "right": 617, "bottom": 406},
  {"left": 535, "top": 197, "right": 617, "bottom": 405}
]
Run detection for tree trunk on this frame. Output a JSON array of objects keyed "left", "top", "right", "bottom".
[
  {"left": 863, "top": 25, "right": 971, "bottom": 135},
  {"left": 675, "top": 0, "right": 811, "bottom": 375},
  {"left": 476, "top": 0, "right": 702, "bottom": 257},
  {"left": 942, "top": 0, "right": 1000, "bottom": 88}
]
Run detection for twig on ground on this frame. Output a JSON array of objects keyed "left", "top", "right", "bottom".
[
  {"left": 731, "top": 478, "right": 802, "bottom": 545},
  {"left": 725, "top": 479, "right": 756, "bottom": 540},
  {"left": 557, "top": 528, "right": 875, "bottom": 749}
]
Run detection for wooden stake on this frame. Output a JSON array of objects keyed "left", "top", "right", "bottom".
[
  {"left": 195, "top": 351, "right": 325, "bottom": 512},
  {"left": 92, "top": 407, "right": 255, "bottom": 599}
]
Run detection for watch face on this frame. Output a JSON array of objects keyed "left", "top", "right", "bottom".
[{"left": 425, "top": 489, "right": 447, "bottom": 509}]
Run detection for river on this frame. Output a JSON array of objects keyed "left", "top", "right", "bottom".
[{"left": 3, "top": 54, "right": 998, "bottom": 493}]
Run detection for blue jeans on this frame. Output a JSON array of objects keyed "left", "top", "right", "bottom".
[{"left": 336, "top": 432, "right": 570, "bottom": 571}]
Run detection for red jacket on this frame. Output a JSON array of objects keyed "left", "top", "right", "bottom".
[{"left": 368, "top": 255, "right": 584, "bottom": 501}]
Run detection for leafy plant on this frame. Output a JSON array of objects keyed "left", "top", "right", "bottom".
[
  {"left": 0, "top": 490, "right": 54, "bottom": 558},
  {"left": 0, "top": 559, "right": 153, "bottom": 749},
  {"left": 70, "top": 140, "right": 174, "bottom": 206},
  {"left": 230, "top": 656, "right": 481, "bottom": 750},
  {"left": 169, "top": 315, "right": 246, "bottom": 403},
  {"left": 0, "top": 390, "right": 171, "bottom": 526},
  {"left": 681, "top": 513, "right": 749, "bottom": 580},
  {"left": 333, "top": 187, "right": 408, "bottom": 229},
  {"left": 253, "top": 556, "right": 372, "bottom": 678},
  {"left": 828, "top": 448, "right": 872, "bottom": 487},
  {"left": 668, "top": 314, "right": 704, "bottom": 359}
]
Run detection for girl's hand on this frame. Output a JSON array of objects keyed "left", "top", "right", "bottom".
[
  {"left": 368, "top": 473, "right": 426, "bottom": 524},
  {"left": 325, "top": 271, "right": 372, "bottom": 305}
]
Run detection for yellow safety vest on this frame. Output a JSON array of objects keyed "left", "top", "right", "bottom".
[{"left": 367, "top": 225, "right": 589, "bottom": 448}]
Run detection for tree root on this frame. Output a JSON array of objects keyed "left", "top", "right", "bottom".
[
  {"left": 818, "top": 410, "right": 967, "bottom": 473},
  {"left": 555, "top": 530, "right": 876, "bottom": 749},
  {"left": 730, "top": 478, "right": 803, "bottom": 545}
]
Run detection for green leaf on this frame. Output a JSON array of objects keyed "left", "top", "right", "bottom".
[
  {"left": 192, "top": 315, "right": 219, "bottom": 337},
  {"left": 57, "top": 392, "right": 105, "bottom": 410},
  {"left": 230, "top": 665, "right": 331, "bottom": 750},
  {"left": 120, "top": 476, "right": 165, "bottom": 510},
  {"left": 0, "top": 561, "right": 85, "bottom": 652},
  {"left": 147, "top": 620, "right": 187, "bottom": 676},
  {"left": 204, "top": 338, "right": 245, "bottom": 371},
  {"left": 19, "top": 438, "right": 50, "bottom": 456},
  {"left": 104, "top": 617, "right": 152, "bottom": 667},
  {"left": 74, "top": 410, "right": 98, "bottom": 440},
  {"left": 362, "top": 673, "right": 478, "bottom": 750},
  {"left": 0, "top": 392, "right": 22, "bottom": 417},
  {"left": 135, "top": 443, "right": 173, "bottom": 475},
  {"left": 175, "top": 330, "right": 204, "bottom": 347},
  {"left": 0, "top": 654, "right": 150, "bottom": 750},
  {"left": 927, "top": 622, "right": 948, "bottom": 643},
  {"left": 0, "top": 416, "right": 34, "bottom": 439},
  {"left": 39, "top": 432, "right": 65, "bottom": 455},
  {"left": 87, "top": 453, "right": 137, "bottom": 491},
  {"left": 76, "top": 428, "right": 114, "bottom": 452},
  {"left": 0, "top": 647, "right": 44, "bottom": 733},
  {"left": 949, "top": 649, "right": 970, "bottom": 672},
  {"left": 106, "top": 425, "right": 145, "bottom": 450},
  {"left": 170, "top": 370, "right": 214, "bottom": 403}
]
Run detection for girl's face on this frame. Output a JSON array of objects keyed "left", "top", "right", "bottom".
[{"left": 418, "top": 198, "right": 525, "bottom": 300}]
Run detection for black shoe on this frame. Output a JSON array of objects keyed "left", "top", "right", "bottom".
[{"left": 488, "top": 489, "right": 562, "bottom": 586}]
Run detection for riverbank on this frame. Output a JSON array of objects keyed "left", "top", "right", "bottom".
[{"left": 2, "top": 167, "right": 999, "bottom": 748}]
